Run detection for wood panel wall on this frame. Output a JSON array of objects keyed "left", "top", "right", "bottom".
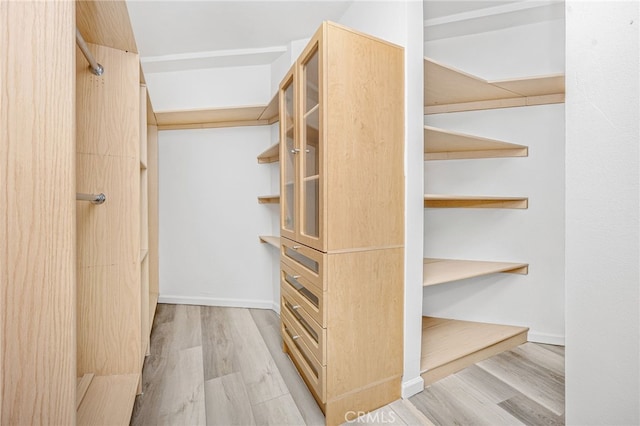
[
  {"left": 76, "top": 42, "right": 141, "bottom": 376},
  {"left": 0, "top": 1, "right": 76, "bottom": 424}
]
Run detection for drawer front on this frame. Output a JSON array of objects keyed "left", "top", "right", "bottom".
[
  {"left": 282, "top": 316, "right": 325, "bottom": 402},
  {"left": 281, "top": 262, "right": 325, "bottom": 327},
  {"left": 281, "top": 288, "right": 326, "bottom": 365},
  {"left": 280, "top": 237, "right": 324, "bottom": 289}
]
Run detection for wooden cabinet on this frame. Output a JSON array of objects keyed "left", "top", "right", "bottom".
[{"left": 279, "top": 22, "right": 404, "bottom": 425}]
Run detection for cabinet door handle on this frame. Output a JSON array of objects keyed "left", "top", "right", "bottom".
[
  {"left": 290, "top": 148, "right": 300, "bottom": 154},
  {"left": 305, "top": 149, "right": 310, "bottom": 153}
]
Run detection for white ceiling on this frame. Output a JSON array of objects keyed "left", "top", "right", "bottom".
[{"left": 127, "top": 1, "right": 564, "bottom": 74}]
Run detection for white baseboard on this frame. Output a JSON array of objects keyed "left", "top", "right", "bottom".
[
  {"left": 158, "top": 295, "right": 274, "bottom": 310},
  {"left": 401, "top": 376, "right": 424, "bottom": 398},
  {"left": 528, "top": 331, "right": 565, "bottom": 346}
]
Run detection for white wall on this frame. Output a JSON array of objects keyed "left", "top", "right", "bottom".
[
  {"left": 423, "top": 20, "right": 566, "bottom": 345},
  {"left": 565, "top": 1, "right": 640, "bottom": 423},
  {"left": 146, "top": 64, "right": 271, "bottom": 111},
  {"left": 338, "top": 0, "right": 426, "bottom": 397},
  {"left": 158, "top": 126, "right": 278, "bottom": 309}
]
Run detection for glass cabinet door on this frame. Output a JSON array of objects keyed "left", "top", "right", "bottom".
[
  {"left": 280, "top": 71, "right": 296, "bottom": 238},
  {"left": 299, "top": 46, "right": 321, "bottom": 244}
]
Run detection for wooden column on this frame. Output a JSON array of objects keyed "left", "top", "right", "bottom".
[{"left": 0, "top": 1, "right": 76, "bottom": 424}]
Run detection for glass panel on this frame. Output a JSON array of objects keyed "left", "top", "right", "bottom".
[
  {"left": 285, "top": 272, "right": 319, "bottom": 308},
  {"left": 304, "top": 52, "right": 319, "bottom": 112},
  {"left": 302, "top": 49, "right": 320, "bottom": 239},
  {"left": 303, "top": 179, "right": 319, "bottom": 237},
  {"left": 282, "top": 81, "right": 295, "bottom": 232},
  {"left": 284, "top": 247, "right": 319, "bottom": 273}
]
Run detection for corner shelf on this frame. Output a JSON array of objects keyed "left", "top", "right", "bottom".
[
  {"left": 259, "top": 235, "right": 280, "bottom": 248},
  {"left": 155, "top": 93, "right": 279, "bottom": 130},
  {"left": 258, "top": 194, "right": 280, "bottom": 204},
  {"left": 257, "top": 142, "right": 280, "bottom": 164},
  {"left": 424, "top": 194, "right": 528, "bottom": 209},
  {"left": 424, "top": 57, "right": 565, "bottom": 114},
  {"left": 424, "top": 126, "right": 528, "bottom": 160},
  {"left": 423, "top": 258, "right": 528, "bottom": 287},
  {"left": 420, "top": 316, "right": 528, "bottom": 385}
]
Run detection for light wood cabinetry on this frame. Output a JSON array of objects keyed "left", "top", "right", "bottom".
[
  {"left": 421, "top": 55, "right": 565, "bottom": 384},
  {"left": 1, "top": 1, "right": 158, "bottom": 424},
  {"left": 279, "top": 22, "right": 404, "bottom": 425}
]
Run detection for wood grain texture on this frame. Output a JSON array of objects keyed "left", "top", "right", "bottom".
[
  {"left": 324, "top": 22, "right": 404, "bottom": 252},
  {"left": 147, "top": 125, "right": 159, "bottom": 319},
  {"left": 424, "top": 125, "right": 528, "bottom": 160},
  {"left": 423, "top": 258, "right": 528, "bottom": 287},
  {"left": 201, "top": 306, "right": 236, "bottom": 380},
  {"left": 252, "top": 393, "right": 306, "bottom": 426},
  {"left": 421, "top": 317, "right": 528, "bottom": 385},
  {"left": 0, "top": 2, "right": 76, "bottom": 423},
  {"left": 76, "top": 374, "right": 95, "bottom": 409},
  {"left": 204, "top": 373, "right": 256, "bottom": 425},
  {"left": 76, "top": 0, "right": 138, "bottom": 53},
  {"left": 76, "top": 374, "right": 139, "bottom": 426},
  {"left": 424, "top": 57, "right": 565, "bottom": 110},
  {"left": 424, "top": 194, "right": 528, "bottom": 209}
]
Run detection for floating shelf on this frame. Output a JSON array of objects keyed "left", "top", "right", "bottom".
[
  {"left": 257, "top": 142, "right": 280, "bottom": 164},
  {"left": 424, "top": 57, "right": 565, "bottom": 114},
  {"left": 424, "top": 126, "right": 528, "bottom": 160},
  {"left": 76, "top": 374, "right": 139, "bottom": 426},
  {"left": 155, "top": 93, "right": 279, "bottom": 130},
  {"left": 424, "top": 194, "right": 528, "bottom": 209},
  {"left": 259, "top": 235, "right": 280, "bottom": 248},
  {"left": 423, "top": 258, "right": 528, "bottom": 287},
  {"left": 258, "top": 195, "right": 280, "bottom": 204},
  {"left": 421, "top": 316, "right": 528, "bottom": 385}
]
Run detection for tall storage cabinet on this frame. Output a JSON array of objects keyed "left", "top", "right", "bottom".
[{"left": 279, "top": 22, "right": 404, "bottom": 425}]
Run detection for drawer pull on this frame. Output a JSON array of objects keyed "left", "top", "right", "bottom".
[
  {"left": 291, "top": 305, "right": 300, "bottom": 310},
  {"left": 292, "top": 335, "right": 300, "bottom": 340},
  {"left": 292, "top": 245, "right": 301, "bottom": 250},
  {"left": 292, "top": 275, "right": 301, "bottom": 279}
]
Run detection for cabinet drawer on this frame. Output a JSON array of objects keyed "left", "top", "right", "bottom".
[
  {"left": 281, "top": 287, "right": 326, "bottom": 365},
  {"left": 281, "top": 262, "right": 325, "bottom": 327},
  {"left": 282, "top": 316, "right": 325, "bottom": 402},
  {"left": 280, "top": 237, "right": 324, "bottom": 289}
]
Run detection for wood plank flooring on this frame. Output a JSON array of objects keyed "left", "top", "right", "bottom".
[{"left": 131, "top": 304, "right": 564, "bottom": 425}]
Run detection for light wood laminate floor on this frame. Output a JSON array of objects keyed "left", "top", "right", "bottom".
[{"left": 131, "top": 304, "right": 564, "bottom": 426}]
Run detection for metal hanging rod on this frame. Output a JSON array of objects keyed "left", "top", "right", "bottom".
[
  {"left": 76, "top": 193, "right": 106, "bottom": 205},
  {"left": 75, "top": 28, "right": 104, "bottom": 76}
]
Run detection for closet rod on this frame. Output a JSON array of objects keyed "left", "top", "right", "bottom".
[
  {"left": 75, "top": 28, "right": 104, "bottom": 76},
  {"left": 76, "top": 193, "right": 106, "bottom": 205}
]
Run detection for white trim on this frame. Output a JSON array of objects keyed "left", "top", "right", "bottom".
[
  {"left": 401, "top": 376, "right": 425, "bottom": 398},
  {"left": 271, "top": 302, "right": 281, "bottom": 315},
  {"left": 423, "top": 0, "right": 559, "bottom": 28},
  {"left": 528, "top": 331, "right": 565, "bottom": 346},
  {"left": 158, "top": 295, "right": 273, "bottom": 309},
  {"left": 141, "top": 45, "right": 288, "bottom": 64}
]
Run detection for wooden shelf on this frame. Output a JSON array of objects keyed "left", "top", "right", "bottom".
[
  {"left": 155, "top": 93, "right": 279, "bottom": 130},
  {"left": 424, "top": 126, "right": 528, "bottom": 160},
  {"left": 421, "top": 316, "right": 528, "bottom": 385},
  {"left": 257, "top": 142, "right": 280, "bottom": 164},
  {"left": 424, "top": 194, "right": 528, "bottom": 209},
  {"left": 259, "top": 235, "right": 280, "bottom": 248},
  {"left": 76, "top": 374, "right": 139, "bottom": 426},
  {"left": 258, "top": 194, "right": 280, "bottom": 204},
  {"left": 140, "top": 249, "right": 149, "bottom": 263},
  {"left": 423, "top": 258, "right": 528, "bottom": 287},
  {"left": 424, "top": 57, "right": 565, "bottom": 114}
]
